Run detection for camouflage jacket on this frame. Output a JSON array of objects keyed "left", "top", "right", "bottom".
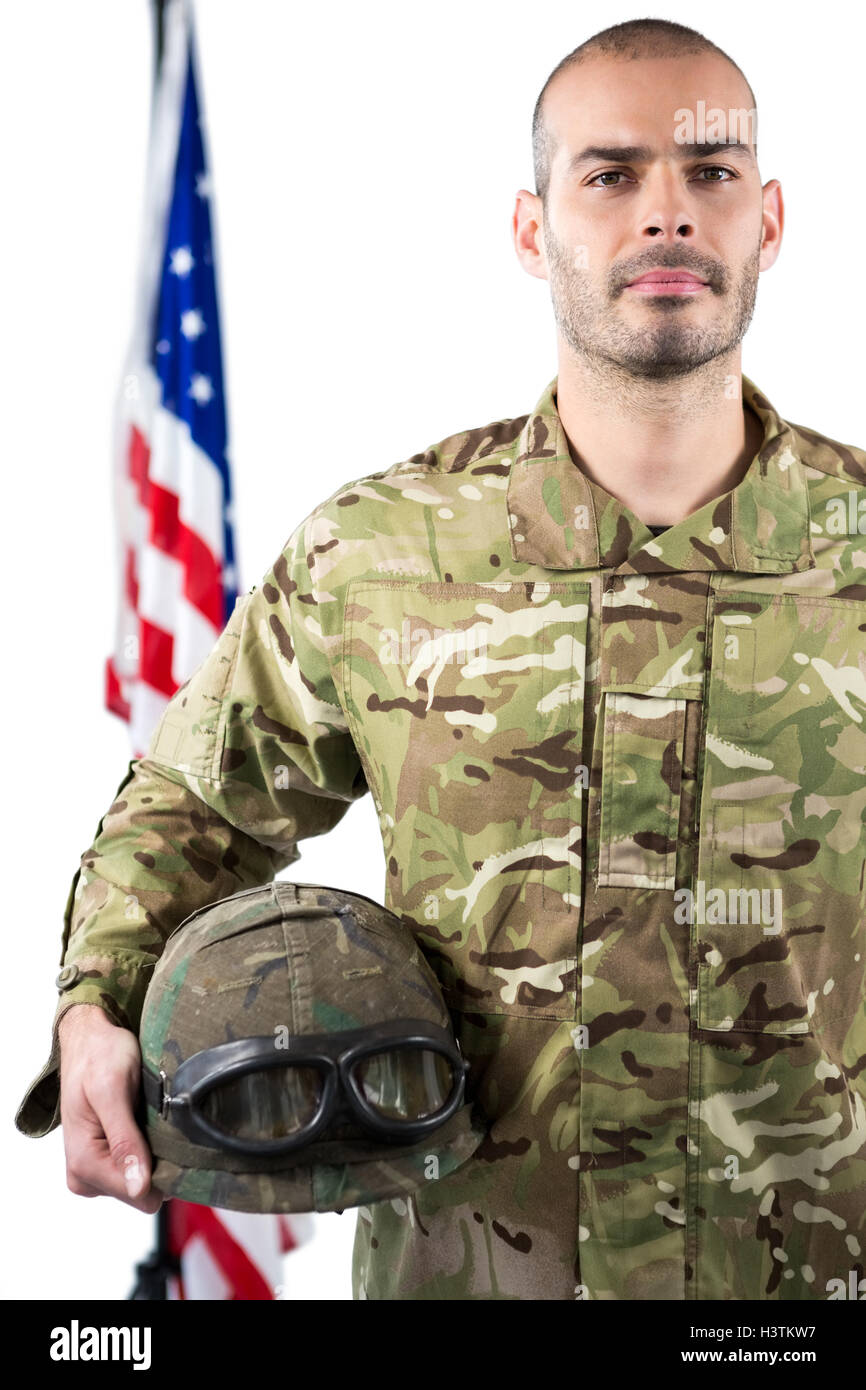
[{"left": 16, "top": 375, "right": 866, "bottom": 1301}]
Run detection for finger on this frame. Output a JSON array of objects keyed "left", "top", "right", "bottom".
[
  {"left": 66, "top": 1081, "right": 156, "bottom": 1205},
  {"left": 65, "top": 1169, "right": 102, "bottom": 1198},
  {"left": 67, "top": 1137, "right": 166, "bottom": 1213},
  {"left": 88, "top": 1073, "right": 154, "bottom": 1188},
  {"left": 113, "top": 1182, "right": 165, "bottom": 1215}
]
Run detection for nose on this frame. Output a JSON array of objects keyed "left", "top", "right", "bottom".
[{"left": 636, "top": 164, "right": 696, "bottom": 240}]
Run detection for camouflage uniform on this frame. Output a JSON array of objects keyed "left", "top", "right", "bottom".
[{"left": 16, "top": 375, "right": 866, "bottom": 1301}]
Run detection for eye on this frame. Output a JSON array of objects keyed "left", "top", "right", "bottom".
[
  {"left": 693, "top": 165, "right": 737, "bottom": 182},
  {"left": 587, "top": 170, "right": 632, "bottom": 188}
]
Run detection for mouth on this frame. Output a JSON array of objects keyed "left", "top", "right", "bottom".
[{"left": 625, "top": 269, "right": 710, "bottom": 296}]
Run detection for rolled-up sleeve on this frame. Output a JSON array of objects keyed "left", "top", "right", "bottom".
[{"left": 15, "top": 515, "right": 368, "bottom": 1137}]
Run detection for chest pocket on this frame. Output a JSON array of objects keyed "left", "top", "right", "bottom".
[
  {"left": 697, "top": 591, "right": 866, "bottom": 1034},
  {"left": 343, "top": 579, "right": 590, "bottom": 1018}
]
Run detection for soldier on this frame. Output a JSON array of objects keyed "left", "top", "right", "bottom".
[{"left": 16, "top": 17, "right": 866, "bottom": 1300}]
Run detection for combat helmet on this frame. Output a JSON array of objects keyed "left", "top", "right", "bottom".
[{"left": 138, "top": 881, "right": 487, "bottom": 1213}]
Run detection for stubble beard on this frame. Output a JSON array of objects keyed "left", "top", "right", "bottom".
[{"left": 544, "top": 221, "right": 762, "bottom": 384}]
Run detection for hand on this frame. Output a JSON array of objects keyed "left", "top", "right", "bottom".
[{"left": 58, "top": 1004, "right": 164, "bottom": 1214}]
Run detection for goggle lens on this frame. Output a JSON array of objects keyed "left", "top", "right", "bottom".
[
  {"left": 353, "top": 1047, "right": 454, "bottom": 1122},
  {"left": 200, "top": 1065, "right": 322, "bottom": 1141}
]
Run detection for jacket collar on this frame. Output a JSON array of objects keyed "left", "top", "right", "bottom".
[{"left": 505, "top": 374, "right": 815, "bottom": 575}]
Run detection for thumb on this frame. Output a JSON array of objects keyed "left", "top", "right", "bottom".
[
  {"left": 121, "top": 1152, "right": 150, "bottom": 1200},
  {"left": 99, "top": 1088, "right": 154, "bottom": 1199}
]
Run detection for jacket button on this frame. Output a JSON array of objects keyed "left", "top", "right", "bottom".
[{"left": 56, "top": 963, "right": 81, "bottom": 991}]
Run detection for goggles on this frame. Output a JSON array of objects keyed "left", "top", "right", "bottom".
[{"left": 142, "top": 1017, "right": 468, "bottom": 1156}]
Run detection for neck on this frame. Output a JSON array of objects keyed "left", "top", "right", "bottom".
[{"left": 554, "top": 347, "right": 764, "bottom": 526}]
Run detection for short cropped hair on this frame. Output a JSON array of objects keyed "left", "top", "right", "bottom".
[{"left": 532, "top": 18, "right": 758, "bottom": 206}]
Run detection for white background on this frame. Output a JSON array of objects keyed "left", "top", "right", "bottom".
[{"left": 1, "top": 0, "right": 863, "bottom": 1301}]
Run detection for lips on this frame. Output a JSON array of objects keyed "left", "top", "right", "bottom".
[{"left": 626, "top": 269, "right": 710, "bottom": 295}]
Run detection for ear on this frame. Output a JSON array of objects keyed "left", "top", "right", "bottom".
[{"left": 513, "top": 189, "right": 549, "bottom": 282}]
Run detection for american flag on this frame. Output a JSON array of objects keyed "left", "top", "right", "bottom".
[
  {"left": 105, "top": 0, "right": 238, "bottom": 743},
  {"left": 108, "top": 0, "right": 311, "bottom": 1301}
]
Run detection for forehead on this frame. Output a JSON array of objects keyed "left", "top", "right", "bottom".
[{"left": 544, "top": 51, "right": 756, "bottom": 168}]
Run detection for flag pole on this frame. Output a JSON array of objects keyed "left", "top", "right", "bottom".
[
  {"left": 129, "top": 1202, "right": 180, "bottom": 1300},
  {"left": 153, "top": 0, "right": 168, "bottom": 79},
  {"left": 128, "top": 0, "right": 173, "bottom": 1299}
]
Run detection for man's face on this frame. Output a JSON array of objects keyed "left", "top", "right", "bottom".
[{"left": 537, "top": 52, "right": 774, "bottom": 380}]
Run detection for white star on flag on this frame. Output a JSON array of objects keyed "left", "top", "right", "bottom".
[
  {"left": 180, "top": 308, "right": 206, "bottom": 340},
  {"left": 169, "top": 244, "right": 195, "bottom": 277},
  {"left": 188, "top": 373, "right": 214, "bottom": 405}
]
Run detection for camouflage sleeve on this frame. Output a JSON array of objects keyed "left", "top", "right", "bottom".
[{"left": 15, "top": 515, "right": 369, "bottom": 1137}]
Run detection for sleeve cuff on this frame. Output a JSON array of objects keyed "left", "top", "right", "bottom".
[
  {"left": 15, "top": 998, "right": 73, "bottom": 1138},
  {"left": 14, "top": 953, "right": 156, "bottom": 1139}
]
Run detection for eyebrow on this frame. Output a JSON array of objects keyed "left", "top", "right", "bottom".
[{"left": 566, "top": 142, "right": 755, "bottom": 173}]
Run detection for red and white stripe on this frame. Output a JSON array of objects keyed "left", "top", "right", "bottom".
[
  {"left": 166, "top": 1210, "right": 314, "bottom": 1301},
  {"left": 105, "top": 364, "right": 229, "bottom": 754}
]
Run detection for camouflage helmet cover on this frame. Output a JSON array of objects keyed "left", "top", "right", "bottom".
[{"left": 138, "top": 881, "right": 487, "bottom": 1214}]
